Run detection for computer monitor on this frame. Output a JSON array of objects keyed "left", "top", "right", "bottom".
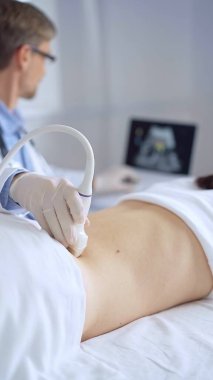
[{"left": 125, "top": 118, "right": 197, "bottom": 175}]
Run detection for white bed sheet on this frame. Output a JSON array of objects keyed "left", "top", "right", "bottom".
[{"left": 77, "top": 292, "right": 213, "bottom": 379}]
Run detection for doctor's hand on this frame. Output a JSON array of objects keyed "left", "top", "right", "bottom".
[{"left": 10, "top": 172, "right": 86, "bottom": 248}]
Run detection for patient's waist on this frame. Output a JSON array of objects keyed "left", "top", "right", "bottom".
[{"left": 76, "top": 202, "right": 206, "bottom": 340}]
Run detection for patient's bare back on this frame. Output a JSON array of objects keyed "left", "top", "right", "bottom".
[{"left": 77, "top": 201, "right": 213, "bottom": 341}]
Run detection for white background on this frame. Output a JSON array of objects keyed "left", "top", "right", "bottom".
[{"left": 19, "top": 0, "right": 213, "bottom": 176}]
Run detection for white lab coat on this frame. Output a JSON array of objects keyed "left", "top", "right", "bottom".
[{"left": 0, "top": 142, "right": 52, "bottom": 215}]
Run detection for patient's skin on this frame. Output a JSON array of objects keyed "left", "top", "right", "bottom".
[{"left": 76, "top": 201, "right": 213, "bottom": 341}]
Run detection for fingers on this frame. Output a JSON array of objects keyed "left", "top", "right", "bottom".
[
  {"left": 52, "top": 193, "right": 78, "bottom": 246},
  {"left": 63, "top": 184, "right": 85, "bottom": 224},
  {"left": 43, "top": 207, "right": 70, "bottom": 247},
  {"left": 32, "top": 209, "right": 53, "bottom": 237},
  {"left": 41, "top": 180, "right": 85, "bottom": 247}
]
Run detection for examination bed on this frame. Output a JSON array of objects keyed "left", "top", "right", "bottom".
[
  {"left": 0, "top": 170, "right": 212, "bottom": 380},
  {"left": 78, "top": 292, "right": 213, "bottom": 379}
]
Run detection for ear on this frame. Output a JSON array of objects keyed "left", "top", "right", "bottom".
[{"left": 14, "top": 44, "right": 32, "bottom": 71}]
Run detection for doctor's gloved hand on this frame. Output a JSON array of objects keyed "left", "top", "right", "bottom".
[{"left": 10, "top": 172, "right": 86, "bottom": 249}]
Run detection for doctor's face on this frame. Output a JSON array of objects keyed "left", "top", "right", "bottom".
[{"left": 19, "top": 40, "right": 54, "bottom": 99}]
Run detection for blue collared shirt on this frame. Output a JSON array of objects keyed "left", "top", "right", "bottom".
[
  {"left": 0, "top": 101, "right": 33, "bottom": 211},
  {"left": 0, "top": 101, "right": 34, "bottom": 167}
]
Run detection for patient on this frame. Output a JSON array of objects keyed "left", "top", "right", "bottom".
[
  {"left": 0, "top": 175, "right": 213, "bottom": 352},
  {"left": 78, "top": 174, "right": 213, "bottom": 340}
]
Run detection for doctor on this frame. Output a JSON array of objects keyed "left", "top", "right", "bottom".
[
  {"left": 0, "top": 0, "right": 89, "bottom": 251},
  {"left": 0, "top": 0, "right": 139, "bottom": 250}
]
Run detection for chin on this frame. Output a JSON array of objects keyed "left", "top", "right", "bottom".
[
  {"left": 20, "top": 86, "right": 38, "bottom": 100},
  {"left": 23, "top": 91, "right": 37, "bottom": 100}
]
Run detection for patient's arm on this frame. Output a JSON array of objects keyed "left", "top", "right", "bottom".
[{"left": 76, "top": 201, "right": 213, "bottom": 341}]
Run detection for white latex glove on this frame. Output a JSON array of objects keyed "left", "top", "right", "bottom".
[
  {"left": 10, "top": 172, "right": 87, "bottom": 251},
  {"left": 94, "top": 165, "right": 140, "bottom": 194}
]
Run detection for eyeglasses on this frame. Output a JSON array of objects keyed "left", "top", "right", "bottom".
[{"left": 30, "top": 45, "right": 56, "bottom": 62}]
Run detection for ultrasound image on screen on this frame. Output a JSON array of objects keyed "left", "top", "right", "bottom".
[{"left": 125, "top": 119, "right": 196, "bottom": 174}]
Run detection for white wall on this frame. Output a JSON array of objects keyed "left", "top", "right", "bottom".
[
  {"left": 191, "top": 0, "right": 213, "bottom": 175},
  {"left": 99, "top": 0, "right": 196, "bottom": 169},
  {"left": 19, "top": 0, "right": 213, "bottom": 175}
]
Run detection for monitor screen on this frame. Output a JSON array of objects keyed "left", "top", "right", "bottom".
[{"left": 125, "top": 119, "right": 197, "bottom": 174}]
